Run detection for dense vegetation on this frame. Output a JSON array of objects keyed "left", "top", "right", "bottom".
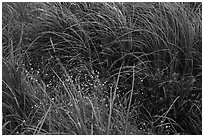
[{"left": 2, "top": 2, "right": 202, "bottom": 135}]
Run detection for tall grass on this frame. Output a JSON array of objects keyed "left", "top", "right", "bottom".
[{"left": 2, "top": 2, "right": 202, "bottom": 135}]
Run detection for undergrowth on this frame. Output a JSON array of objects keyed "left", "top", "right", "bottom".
[{"left": 2, "top": 2, "right": 202, "bottom": 135}]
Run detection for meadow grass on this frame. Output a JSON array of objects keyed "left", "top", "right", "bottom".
[{"left": 2, "top": 2, "right": 202, "bottom": 135}]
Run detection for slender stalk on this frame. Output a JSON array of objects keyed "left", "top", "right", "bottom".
[
  {"left": 124, "top": 65, "right": 135, "bottom": 134},
  {"left": 107, "top": 63, "right": 123, "bottom": 134}
]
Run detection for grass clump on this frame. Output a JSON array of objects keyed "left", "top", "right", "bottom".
[{"left": 2, "top": 2, "right": 202, "bottom": 135}]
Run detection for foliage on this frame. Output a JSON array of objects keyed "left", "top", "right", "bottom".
[{"left": 2, "top": 2, "right": 202, "bottom": 135}]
